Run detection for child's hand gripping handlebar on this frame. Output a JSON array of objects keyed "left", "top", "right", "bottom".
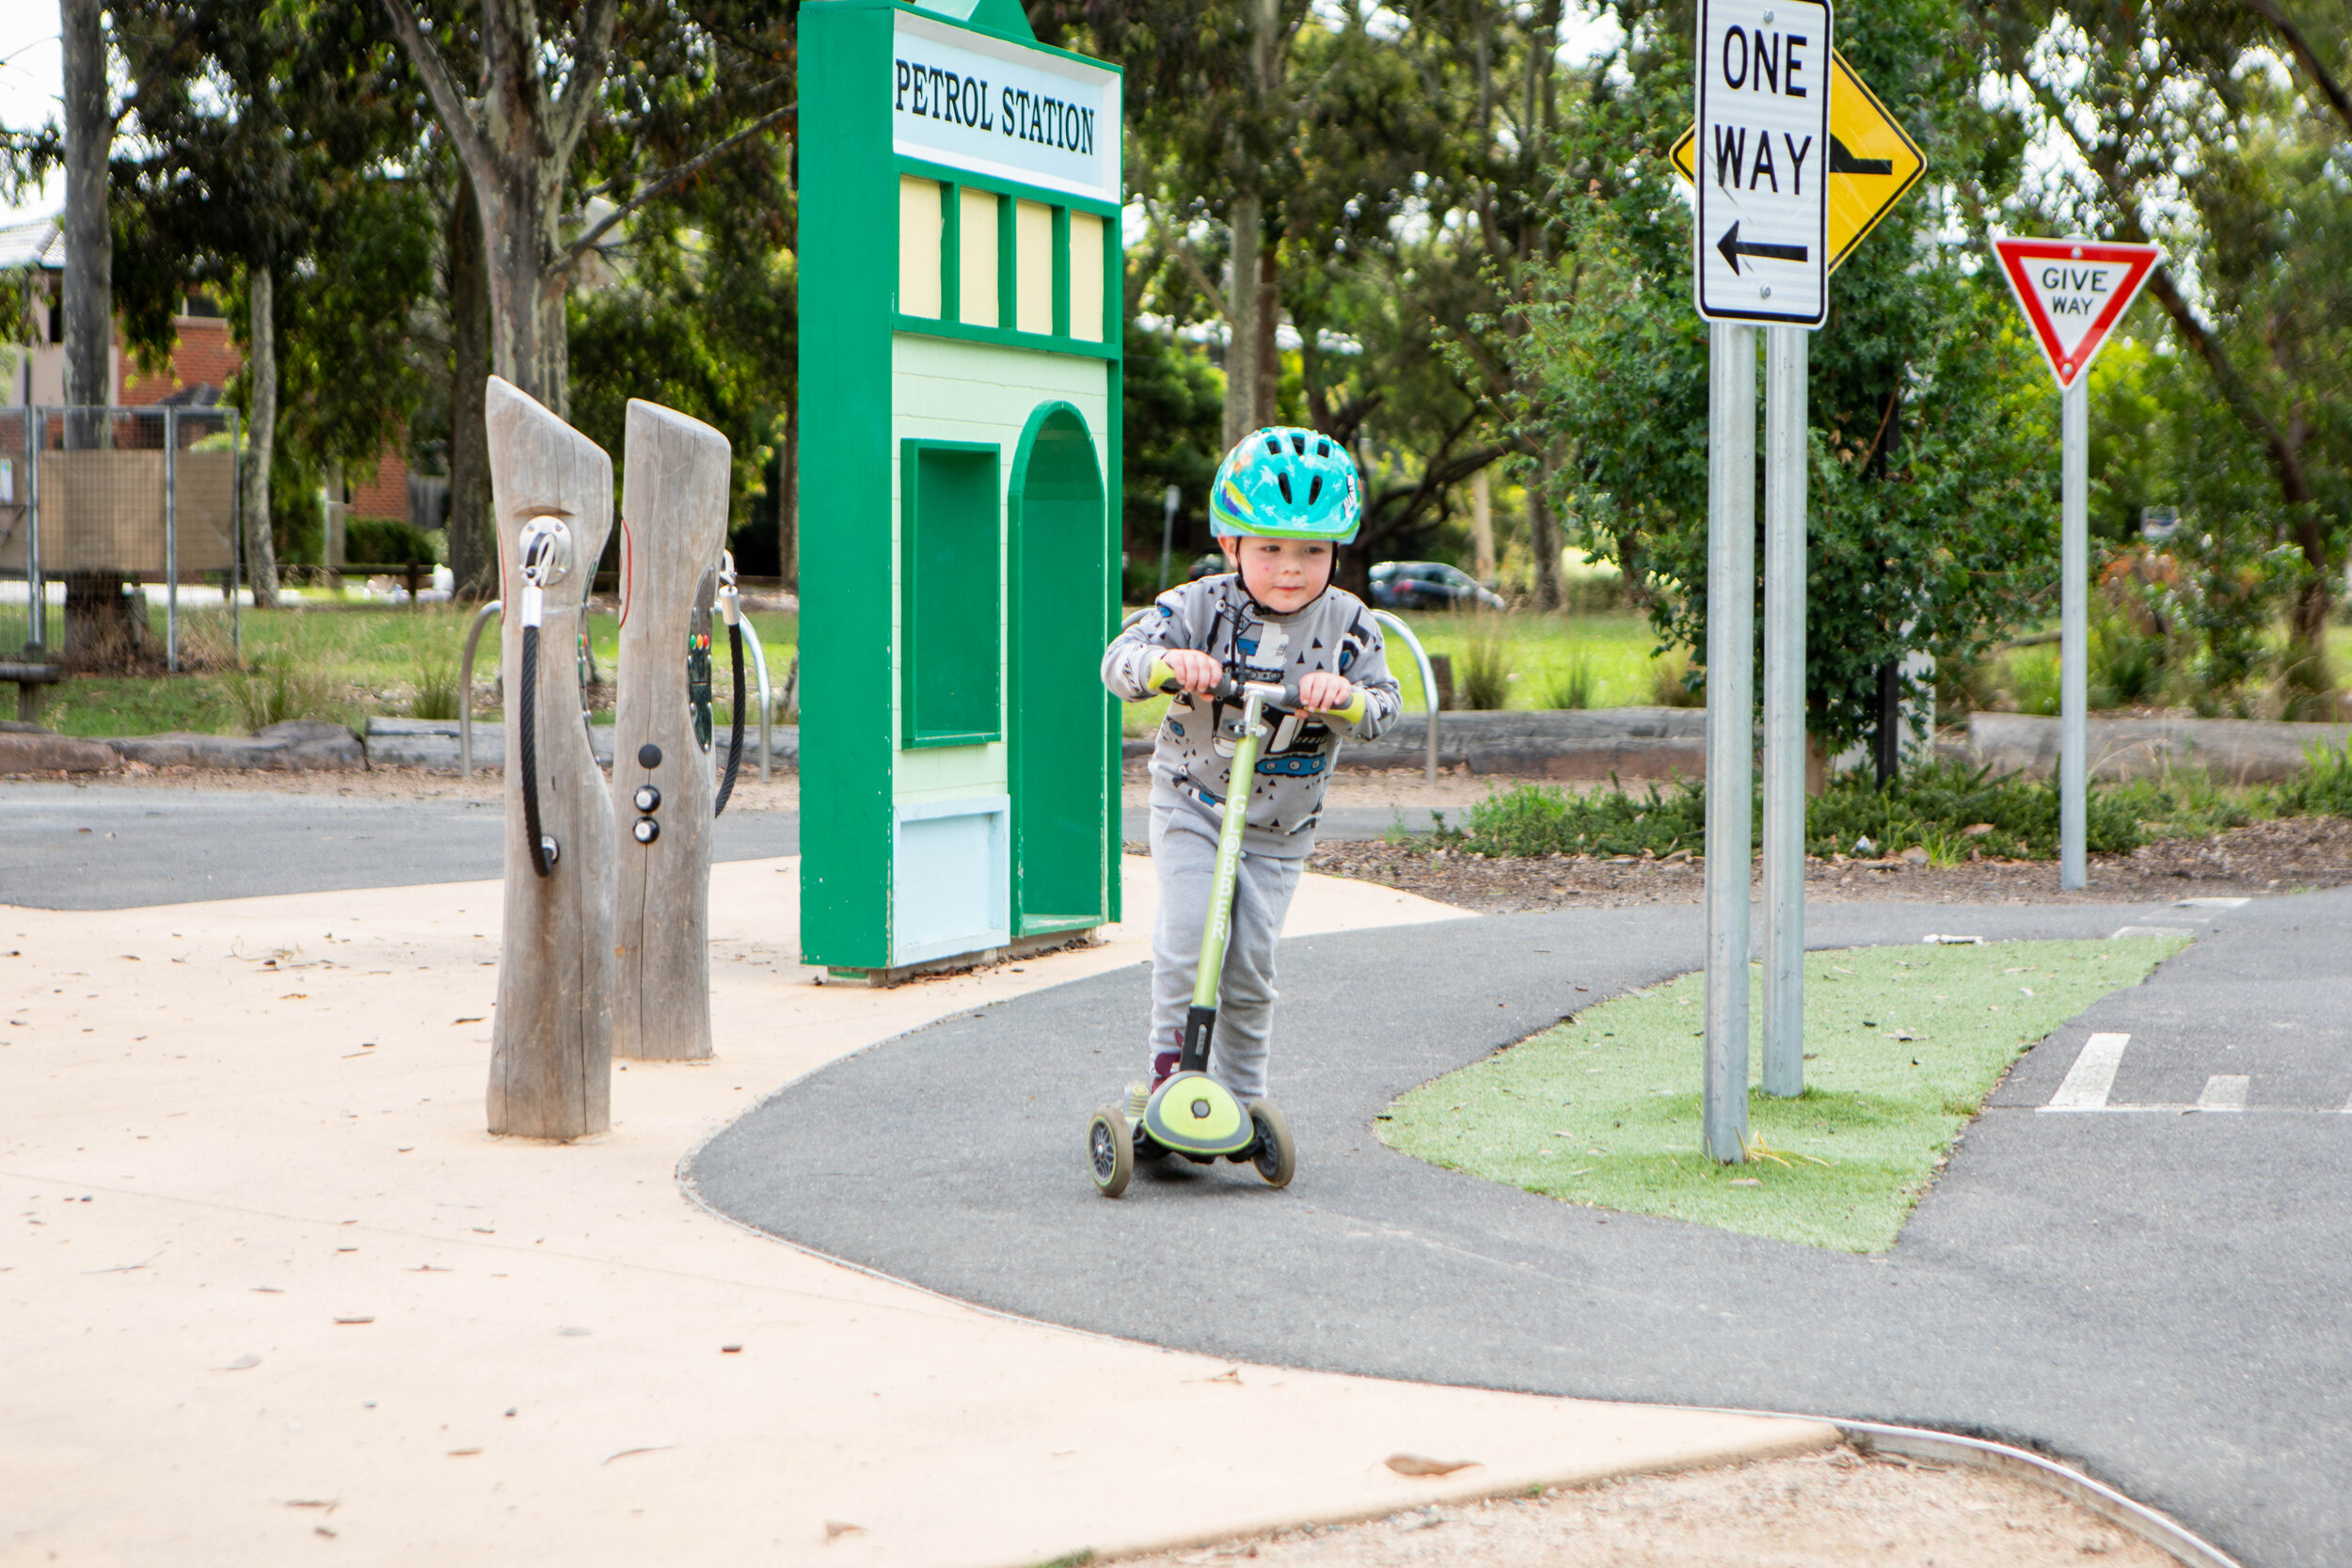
[{"left": 1144, "top": 656, "right": 1368, "bottom": 727}]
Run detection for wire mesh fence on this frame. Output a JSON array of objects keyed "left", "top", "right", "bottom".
[{"left": 0, "top": 405, "right": 243, "bottom": 671}]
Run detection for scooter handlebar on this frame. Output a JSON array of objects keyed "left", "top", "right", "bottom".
[{"left": 1143, "top": 657, "right": 1368, "bottom": 726}]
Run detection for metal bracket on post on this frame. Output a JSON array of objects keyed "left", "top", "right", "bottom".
[
  {"left": 459, "top": 598, "right": 502, "bottom": 777},
  {"left": 739, "top": 616, "right": 773, "bottom": 781},
  {"left": 1761, "top": 326, "right": 1807, "bottom": 1099},
  {"left": 1702, "top": 320, "right": 1757, "bottom": 1164},
  {"left": 165, "top": 406, "right": 179, "bottom": 673},
  {"left": 1369, "top": 609, "right": 1441, "bottom": 785}
]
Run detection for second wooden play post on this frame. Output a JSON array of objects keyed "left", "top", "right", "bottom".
[
  {"left": 485, "top": 377, "right": 617, "bottom": 1140},
  {"left": 612, "top": 400, "right": 734, "bottom": 1061}
]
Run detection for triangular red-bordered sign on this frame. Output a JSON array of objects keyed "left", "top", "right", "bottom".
[{"left": 1992, "top": 238, "right": 2163, "bottom": 389}]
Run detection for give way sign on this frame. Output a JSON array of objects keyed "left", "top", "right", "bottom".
[
  {"left": 1694, "top": 0, "right": 1834, "bottom": 327},
  {"left": 1992, "top": 238, "right": 2163, "bottom": 389}
]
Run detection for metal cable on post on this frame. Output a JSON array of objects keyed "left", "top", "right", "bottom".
[
  {"left": 460, "top": 598, "right": 502, "bottom": 777},
  {"left": 518, "top": 624, "right": 550, "bottom": 877},
  {"left": 1368, "top": 610, "right": 1440, "bottom": 785},
  {"left": 712, "top": 553, "right": 747, "bottom": 817}
]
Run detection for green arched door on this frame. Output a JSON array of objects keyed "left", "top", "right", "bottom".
[{"left": 1008, "top": 402, "right": 1112, "bottom": 935}]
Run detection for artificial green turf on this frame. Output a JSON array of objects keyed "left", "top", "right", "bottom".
[{"left": 1381, "top": 935, "right": 2189, "bottom": 1253}]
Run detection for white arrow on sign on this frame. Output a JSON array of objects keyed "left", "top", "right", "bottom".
[
  {"left": 1694, "top": 0, "right": 1834, "bottom": 327},
  {"left": 1992, "top": 237, "right": 2163, "bottom": 388}
]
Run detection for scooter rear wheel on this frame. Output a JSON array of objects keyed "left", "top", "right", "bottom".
[
  {"left": 1089, "top": 1106, "right": 1135, "bottom": 1197},
  {"left": 1248, "top": 1101, "right": 1295, "bottom": 1189}
]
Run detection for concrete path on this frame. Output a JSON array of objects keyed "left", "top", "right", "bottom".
[
  {"left": 0, "top": 784, "right": 801, "bottom": 909},
  {"left": 0, "top": 859, "right": 1829, "bottom": 1566},
  {"left": 693, "top": 892, "right": 2351, "bottom": 1568}
]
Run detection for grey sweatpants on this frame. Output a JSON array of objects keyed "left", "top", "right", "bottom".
[{"left": 1148, "top": 802, "right": 1304, "bottom": 1102}]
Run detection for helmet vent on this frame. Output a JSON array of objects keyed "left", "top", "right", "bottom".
[
  {"left": 1316, "top": 439, "right": 1331, "bottom": 457},
  {"left": 1291, "top": 433, "right": 1308, "bottom": 455},
  {"left": 1263, "top": 435, "right": 1282, "bottom": 455},
  {"left": 1277, "top": 472, "right": 1294, "bottom": 503},
  {"left": 1308, "top": 476, "right": 1322, "bottom": 504}
]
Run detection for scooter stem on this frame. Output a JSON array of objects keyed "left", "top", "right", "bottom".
[{"left": 1181, "top": 682, "right": 1282, "bottom": 1072}]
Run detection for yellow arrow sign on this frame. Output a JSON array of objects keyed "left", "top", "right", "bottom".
[{"left": 1671, "top": 50, "right": 1925, "bottom": 275}]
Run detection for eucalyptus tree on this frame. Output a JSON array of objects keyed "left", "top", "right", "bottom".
[
  {"left": 1975, "top": 0, "right": 2352, "bottom": 710},
  {"left": 378, "top": 0, "right": 796, "bottom": 418}
]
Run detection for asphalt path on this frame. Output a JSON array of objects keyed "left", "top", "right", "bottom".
[
  {"left": 691, "top": 891, "right": 2352, "bottom": 1568},
  {"left": 0, "top": 784, "right": 801, "bottom": 909}
]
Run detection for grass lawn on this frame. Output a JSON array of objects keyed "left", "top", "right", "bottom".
[
  {"left": 1380, "top": 934, "right": 2189, "bottom": 1253},
  {"left": 1120, "top": 607, "right": 1684, "bottom": 736},
  {"left": 17, "top": 603, "right": 800, "bottom": 736}
]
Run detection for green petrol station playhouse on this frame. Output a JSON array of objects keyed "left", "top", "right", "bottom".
[{"left": 799, "top": 0, "right": 1124, "bottom": 977}]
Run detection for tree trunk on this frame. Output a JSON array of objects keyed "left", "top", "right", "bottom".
[
  {"left": 60, "top": 0, "right": 110, "bottom": 452},
  {"left": 1526, "top": 452, "right": 1564, "bottom": 611},
  {"left": 1253, "top": 242, "right": 1279, "bottom": 426},
  {"left": 447, "top": 166, "right": 495, "bottom": 598},
  {"left": 1221, "top": 189, "right": 1263, "bottom": 452},
  {"left": 242, "top": 261, "right": 282, "bottom": 608}
]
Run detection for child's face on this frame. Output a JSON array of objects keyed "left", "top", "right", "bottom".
[{"left": 1221, "top": 535, "right": 1333, "bottom": 614}]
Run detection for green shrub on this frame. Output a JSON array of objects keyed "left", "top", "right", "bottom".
[
  {"left": 1456, "top": 619, "right": 1514, "bottom": 709},
  {"left": 1455, "top": 779, "right": 1706, "bottom": 859},
  {"left": 344, "top": 516, "right": 437, "bottom": 567},
  {"left": 224, "top": 651, "right": 341, "bottom": 732},
  {"left": 2090, "top": 610, "right": 2168, "bottom": 707},
  {"left": 1648, "top": 649, "right": 1702, "bottom": 706},
  {"left": 2271, "top": 736, "right": 2352, "bottom": 817},
  {"left": 2002, "top": 645, "right": 2061, "bottom": 716},
  {"left": 1809, "top": 760, "right": 2141, "bottom": 859},
  {"left": 408, "top": 642, "right": 461, "bottom": 721},
  {"left": 1441, "top": 761, "right": 2146, "bottom": 863},
  {"left": 1540, "top": 649, "right": 1597, "bottom": 710}
]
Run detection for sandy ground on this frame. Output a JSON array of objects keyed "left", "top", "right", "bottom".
[
  {"left": 0, "top": 766, "right": 2233, "bottom": 1565},
  {"left": 1102, "top": 1444, "right": 2178, "bottom": 1568},
  {"left": 1, "top": 854, "right": 1836, "bottom": 1568}
]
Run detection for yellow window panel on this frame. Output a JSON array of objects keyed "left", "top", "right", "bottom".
[
  {"left": 1067, "top": 213, "right": 1104, "bottom": 342},
  {"left": 958, "top": 187, "right": 1000, "bottom": 328},
  {"left": 898, "top": 176, "right": 942, "bottom": 318},
  {"left": 1015, "top": 199, "right": 1054, "bottom": 336}
]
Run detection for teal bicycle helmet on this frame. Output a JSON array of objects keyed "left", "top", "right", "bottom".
[{"left": 1210, "top": 426, "right": 1362, "bottom": 545}]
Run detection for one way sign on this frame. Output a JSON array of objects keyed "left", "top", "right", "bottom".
[{"left": 1694, "top": 0, "right": 1834, "bottom": 327}]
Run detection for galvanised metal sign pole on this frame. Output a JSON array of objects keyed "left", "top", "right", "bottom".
[
  {"left": 1992, "top": 238, "right": 2162, "bottom": 891},
  {"left": 1673, "top": 49, "right": 1924, "bottom": 1107},
  {"left": 1694, "top": 0, "right": 1831, "bottom": 1161}
]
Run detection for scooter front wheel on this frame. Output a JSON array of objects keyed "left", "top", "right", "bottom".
[
  {"left": 1089, "top": 1106, "right": 1135, "bottom": 1197},
  {"left": 1248, "top": 1101, "right": 1296, "bottom": 1189}
]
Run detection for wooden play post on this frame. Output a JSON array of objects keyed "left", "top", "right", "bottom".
[
  {"left": 612, "top": 399, "right": 732, "bottom": 1061},
  {"left": 485, "top": 376, "right": 617, "bottom": 1139}
]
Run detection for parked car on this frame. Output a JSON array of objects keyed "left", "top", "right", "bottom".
[{"left": 1370, "top": 560, "right": 1506, "bottom": 612}]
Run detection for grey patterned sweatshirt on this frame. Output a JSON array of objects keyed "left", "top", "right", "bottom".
[{"left": 1102, "top": 574, "right": 1403, "bottom": 858}]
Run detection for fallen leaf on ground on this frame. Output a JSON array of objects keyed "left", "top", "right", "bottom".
[
  {"left": 217, "top": 1354, "right": 261, "bottom": 1370},
  {"left": 1386, "top": 1453, "right": 1479, "bottom": 1477},
  {"left": 824, "top": 1520, "right": 866, "bottom": 1542}
]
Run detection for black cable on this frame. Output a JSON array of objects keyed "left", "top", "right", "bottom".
[
  {"left": 713, "top": 620, "right": 746, "bottom": 818},
  {"left": 519, "top": 624, "right": 551, "bottom": 878}
]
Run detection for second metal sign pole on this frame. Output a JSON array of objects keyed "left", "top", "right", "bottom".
[
  {"left": 2060, "top": 374, "right": 2089, "bottom": 891},
  {"left": 1702, "top": 319, "right": 1756, "bottom": 1164},
  {"left": 1761, "top": 325, "right": 1807, "bottom": 1098}
]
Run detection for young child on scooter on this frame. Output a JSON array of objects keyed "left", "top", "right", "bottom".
[{"left": 1100, "top": 426, "right": 1403, "bottom": 1117}]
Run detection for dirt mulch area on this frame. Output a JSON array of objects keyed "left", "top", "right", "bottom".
[
  {"left": 1310, "top": 815, "right": 2352, "bottom": 912},
  {"left": 1102, "top": 1443, "right": 2178, "bottom": 1567}
]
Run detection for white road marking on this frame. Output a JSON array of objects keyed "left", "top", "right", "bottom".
[
  {"left": 2110, "top": 925, "right": 2196, "bottom": 939},
  {"left": 2198, "top": 1075, "right": 2251, "bottom": 1112},
  {"left": 2175, "top": 896, "right": 2249, "bottom": 909},
  {"left": 2045, "top": 1033, "right": 2132, "bottom": 1112}
]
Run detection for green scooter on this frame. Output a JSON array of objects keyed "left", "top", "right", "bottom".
[{"left": 1087, "top": 662, "right": 1366, "bottom": 1197}]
